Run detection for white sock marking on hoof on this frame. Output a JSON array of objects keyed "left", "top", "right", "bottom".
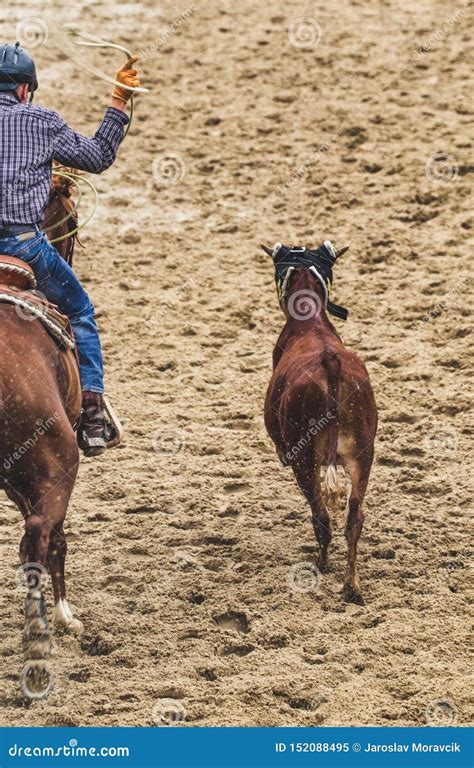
[{"left": 54, "top": 600, "right": 83, "bottom": 635}]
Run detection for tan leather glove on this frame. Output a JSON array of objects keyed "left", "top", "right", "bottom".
[{"left": 111, "top": 55, "right": 140, "bottom": 103}]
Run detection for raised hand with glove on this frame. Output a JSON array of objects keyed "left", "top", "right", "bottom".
[{"left": 111, "top": 55, "right": 140, "bottom": 108}]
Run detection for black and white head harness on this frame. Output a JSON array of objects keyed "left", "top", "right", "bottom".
[{"left": 268, "top": 241, "right": 348, "bottom": 321}]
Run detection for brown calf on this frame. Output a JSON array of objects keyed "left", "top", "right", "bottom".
[{"left": 263, "top": 241, "right": 377, "bottom": 604}]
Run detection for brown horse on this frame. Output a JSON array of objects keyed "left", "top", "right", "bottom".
[
  {"left": 263, "top": 241, "right": 377, "bottom": 604},
  {"left": 0, "top": 174, "right": 82, "bottom": 698}
]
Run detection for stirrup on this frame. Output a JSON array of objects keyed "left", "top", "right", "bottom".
[
  {"left": 103, "top": 394, "right": 124, "bottom": 448},
  {"left": 78, "top": 431, "right": 107, "bottom": 457}
]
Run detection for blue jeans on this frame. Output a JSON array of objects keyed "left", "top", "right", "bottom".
[{"left": 0, "top": 232, "right": 104, "bottom": 392}]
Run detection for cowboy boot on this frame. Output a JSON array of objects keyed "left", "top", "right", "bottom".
[{"left": 78, "top": 391, "right": 107, "bottom": 457}]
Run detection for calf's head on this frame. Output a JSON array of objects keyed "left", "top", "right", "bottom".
[{"left": 261, "top": 241, "right": 349, "bottom": 321}]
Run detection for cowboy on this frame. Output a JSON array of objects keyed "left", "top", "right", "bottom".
[{"left": 0, "top": 42, "right": 140, "bottom": 456}]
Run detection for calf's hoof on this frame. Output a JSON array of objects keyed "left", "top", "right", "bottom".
[
  {"left": 317, "top": 556, "right": 329, "bottom": 574},
  {"left": 343, "top": 583, "right": 365, "bottom": 605}
]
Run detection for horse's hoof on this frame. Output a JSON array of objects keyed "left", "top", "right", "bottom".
[
  {"left": 20, "top": 660, "right": 54, "bottom": 700},
  {"left": 55, "top": 617, "right": 84, "bottom": 636},
  {"left": 54, "top": 601, "right": 84, "bottom": 636},
  {"left": 68, "top": 618, "right": 84, "bottom": 636},
  {"left": 343, "top": 584, "right": 365, "bottom": 605}
]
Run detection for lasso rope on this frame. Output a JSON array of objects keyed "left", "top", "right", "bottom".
[
  {"left": 64, "top": 26, "right": 149, "bottom": 139},
  {"left": 49, "top": 28, "right": 148, "bottom": 242},
  {"left": 48, "top": 172, "right": 99, "bottom": 245},
  {"left": 43, "top": 171, "right": 83, "bottom": 237}
]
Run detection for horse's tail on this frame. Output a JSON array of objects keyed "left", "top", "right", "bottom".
[{"left": 322, "top": 351, "right": 342, "bottom": 495}]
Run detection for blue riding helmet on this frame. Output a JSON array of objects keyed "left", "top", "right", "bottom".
[{"left": 0, "top": 42, "right": 38, "bottom": 92}]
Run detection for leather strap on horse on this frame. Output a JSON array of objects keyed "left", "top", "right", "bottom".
[{"left": 0, "top": 292, "right": 75, "bottom": 350}]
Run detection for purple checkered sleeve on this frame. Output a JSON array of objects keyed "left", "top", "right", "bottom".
[{"left": 0, "top": 93, "right": 129, "bottom": 227}]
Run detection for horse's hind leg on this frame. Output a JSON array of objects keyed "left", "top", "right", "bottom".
[
  {"left": 20, "top": 507, "right": 55, "bottom": 699},
  {"left": 49, "top": 523, "right": 83, "bottom": 635},
  {"left": 20, "top": 469, "right": 78, "bottom": 697}
]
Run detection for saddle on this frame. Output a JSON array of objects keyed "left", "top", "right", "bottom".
[{"left": 0, "top": 256, "right": 75, "bottom": 350}]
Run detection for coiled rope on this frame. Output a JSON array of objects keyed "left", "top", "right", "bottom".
[{"left": 48, "top": 28, "right": 148, "bottom": 244}]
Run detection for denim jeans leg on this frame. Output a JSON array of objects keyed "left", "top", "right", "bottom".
[{"left": 0, "top": 234, "right": 104, "bottom": 392}]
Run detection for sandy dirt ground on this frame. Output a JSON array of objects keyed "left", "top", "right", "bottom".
[{"left": 0, "top": 0, "right": 472, "bottom": 727}]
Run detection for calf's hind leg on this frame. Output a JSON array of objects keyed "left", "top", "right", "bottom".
[
  {"left": 292, "top": 451, "right": 332, "bottom": 571},
  {"left": 343, "top": 455, "right": 372, "bottom": 605}
]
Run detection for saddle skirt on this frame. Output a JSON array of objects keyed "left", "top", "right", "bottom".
[
  {"left": 0, "top": 255, "right": 75, "bottom": 351},
  {"left": 0, "top": 256, "right": 124, "bottom": 450}
]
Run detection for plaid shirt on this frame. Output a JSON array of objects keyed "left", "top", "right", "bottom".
[{"left": 0, "top": 92, "right": 129, "bottom": 226}]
